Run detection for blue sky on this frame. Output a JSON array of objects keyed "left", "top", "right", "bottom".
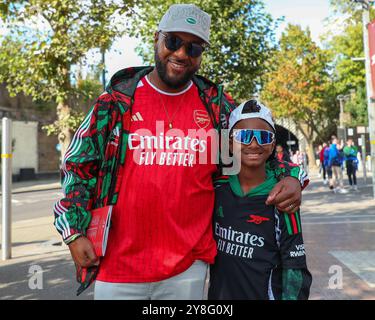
[
  {"left": 263, "top": 0, "right": 334, "bottom": 42},
  {"left": 102, "top": 0, "right": 336, "bottom": 79}
]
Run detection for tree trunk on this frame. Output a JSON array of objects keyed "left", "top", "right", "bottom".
[
  {"left": 297, "top": 123, "right": 317, "bottom": 170},
  {"left": 57, "top": 101, "right": 72, "bottom": 163},
  {"left": 306, "top": 140, "right": 317, "bottom": 170},
  {"left": 57, "top": 64, "right": 73, "bottom": 164}
]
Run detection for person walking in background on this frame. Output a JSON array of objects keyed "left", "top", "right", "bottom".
[
  {"left": 343, "top": 139, "right": 359, "bottom": 191},
  {"left": 317, "top": 144, "right": 322, "bottom": 178},
  {"left": 292, "top": 150, "right": 305, "bottom": 170},
  {"left": 292, "top": 150, "right": 300, "bottom": 166},
  {"left": 301, "top": 151, "right": 309, "bottom": 175},
  {"left": 319, "top": 143, "right": 328, "bottom": 185},
  {"left": 328, "top": 137, "right": 348, "bottom": 194},
  {"left": 324, "top": 142, "right": 333, "bottom": 190},
  {"left": 276, "top": 144, "right": 291, "bottom": 162}
]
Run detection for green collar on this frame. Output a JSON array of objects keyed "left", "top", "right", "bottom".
[{"left": 229, "top": 165, "right": 277, "bottom": 197}]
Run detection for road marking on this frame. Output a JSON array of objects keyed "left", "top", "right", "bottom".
[
  {"left": 303, "top": 220, "right": 375, "bottom": 225},
  {"left": 330, "top": 251, "right": 375, "bottom": 288},
  {"left": 303, "top": 214, "right": 375, "bottom": 220}
]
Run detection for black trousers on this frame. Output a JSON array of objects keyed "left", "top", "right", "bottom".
[
  {"left": 346, "top": 160, "right": 357, "bottom": 185},
  {"left": 321, "top": 162, "right": 327, "bottom": 180}
]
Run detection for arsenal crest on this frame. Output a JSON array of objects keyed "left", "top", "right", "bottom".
[
  {"left": 193, "top": 110, "right": 211, "bottom": 129},
  {"left": 247, "top": 214, "right": 270, "bottom": 225}
]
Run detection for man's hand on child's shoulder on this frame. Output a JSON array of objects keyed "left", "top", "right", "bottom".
[{"left": 266, "top": 176, "right": 301, "bottom": 214}]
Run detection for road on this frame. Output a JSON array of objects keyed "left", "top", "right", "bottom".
[
  {"left": 0, "top": 188, "right": 94, "bottom": 300},
  {"left": 0, "top": 189, "right": 63, "bottom": 222},
  {"left": 301, "top": 174, "right": 375, "bottom": 300}
]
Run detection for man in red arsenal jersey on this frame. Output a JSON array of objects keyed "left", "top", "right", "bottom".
[{"left": 59, "top": 4, "right": 308, "bottom": 300}]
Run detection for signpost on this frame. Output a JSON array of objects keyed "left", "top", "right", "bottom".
[{"left": 2, "top": 117, "right": 12, "bottom": 260}]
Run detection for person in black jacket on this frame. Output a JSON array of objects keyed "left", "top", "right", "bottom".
[{"left": 276, "top": 144, "right": 291, "bottom": 163}]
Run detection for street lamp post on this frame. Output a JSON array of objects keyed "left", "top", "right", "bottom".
[
  {"left": 338, "top": 96, "right": 345, "bottom": 129},
  {"left": 354, "top": 0, "right": 375, "bottom": 198},
  {"left": 336, "top": 94, "right": 350, "bottom": 142}
]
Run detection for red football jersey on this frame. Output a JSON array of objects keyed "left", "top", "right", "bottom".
[{"left": 97, "top": 76, "right": 218, "bottom": 282}]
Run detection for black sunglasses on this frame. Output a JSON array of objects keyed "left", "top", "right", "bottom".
[{"left": 159, "top": 32, "right": 208, "bottom": 58}]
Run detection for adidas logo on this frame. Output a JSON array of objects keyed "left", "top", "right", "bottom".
[{"left": 131, "top": 112, "right": 144, "bottom": 122}]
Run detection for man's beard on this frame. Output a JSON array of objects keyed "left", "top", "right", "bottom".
[{"left": 154, "top": 49, "right": 199, "bottom": 89}]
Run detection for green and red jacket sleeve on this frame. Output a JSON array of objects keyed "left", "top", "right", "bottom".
[
  {"left": 282, "top": 268, "right": 312, "bottom": 300},
  {"left": 278, "top": 210, "right": 313, "bottom": 300},
  {"left": 53, "top": 94, "right": 113, "bottom": 244},
  {"left": 269, "top": 159, "right": 309, "bottom": 190}
]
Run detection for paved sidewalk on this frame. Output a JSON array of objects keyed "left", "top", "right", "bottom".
[
  {"left": 0, "top": 215, "right": 94, "bottom": 299},
  {"left": 0, "top": 170, "right": 374, "bottom": 299},
  {"left": 4, "top": 179, "right": 61, "bottom": 194},
  {"left": 302, "top": 169, "right": 375, "bottom": 300},
  {"left": 0, "top": 178, "right": 92, "bottom": 299}
]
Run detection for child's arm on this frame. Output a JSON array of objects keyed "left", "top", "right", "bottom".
[{"left": 276, "top": 210, "right": 312, "bottom": 300}]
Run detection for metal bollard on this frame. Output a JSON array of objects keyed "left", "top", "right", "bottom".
[{"left": 2, "top": 117, "right": 12, "bottom": 260}]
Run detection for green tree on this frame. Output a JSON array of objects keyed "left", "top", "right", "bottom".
[
  {"left": 329, "top": 23, "right": 365, "bottom": 92},
  {"left": 43, "top": 64, "right": 104, "bottom": 137},
  {"left": 325, "top": 0, "right": 375, "bottom": 126},
  {"left": 329, "top": 0, "right": 374, "bottom": 18},
  {"left": 0, "top": 0, "right": 136, "bottom": 158},
  {"left": 132, "top": 0, "right": 279, "bottom": 102},
  {"left": 261, "top": 24, "right": 334, "bottom": 166},
  {"left": 77, "top": 65, "right": 104, "bottom": 104},
  {"left": 344, "top": 85, "right": 368, "bottom": 125}
]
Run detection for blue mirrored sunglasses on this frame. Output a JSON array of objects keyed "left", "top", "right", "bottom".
[{"left": 232, "top": 129, "right": 275, "bottom": 146}]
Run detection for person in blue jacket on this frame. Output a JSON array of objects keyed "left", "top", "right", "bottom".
[
  {"left": 323, "top": 143, "right": 333, "bottom": 190},
  {"left": 328, "top": 137, "right": 348, "bottom": 194}
]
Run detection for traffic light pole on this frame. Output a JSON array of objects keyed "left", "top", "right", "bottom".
[{"left": 2, "top": 117, "right": 12, "bottom": 260}]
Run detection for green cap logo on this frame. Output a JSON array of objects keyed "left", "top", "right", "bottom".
[{"left": 186, "top": 17, "right": 197, "bottom": 25}]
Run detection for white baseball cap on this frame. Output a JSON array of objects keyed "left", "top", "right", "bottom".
[
  {"left": 229, "top": 100, "right": 275, "bottom": 132},
  {"left": 158, "top": 4, "right": 211, "bottom": 44}
]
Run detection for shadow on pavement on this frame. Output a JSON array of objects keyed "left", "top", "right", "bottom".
[
  {"left": 301, "top": 177, "right": 375, "bottom": 217},
  {"left": 3, "top": 241, "right": 48, "bottom": 248},
  {"left": 302, "top": 176, "right": 375, "bottom": 299},
  {"left": 0, "top": 254, "right": 94, "bottom": 300}
]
